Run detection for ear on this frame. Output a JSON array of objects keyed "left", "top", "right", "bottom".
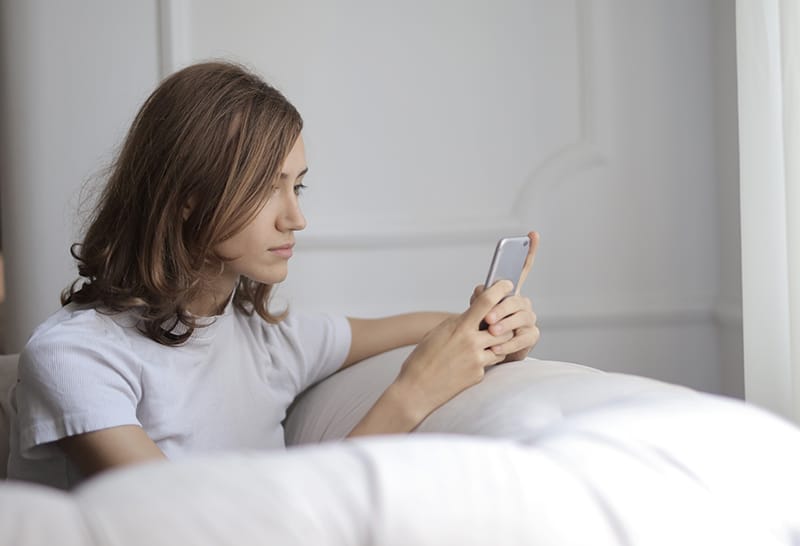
[{"left": 182, "top": 196, "right": 197, "bottom": 221}]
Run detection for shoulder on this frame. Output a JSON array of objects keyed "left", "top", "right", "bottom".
[
  {"left": 232, "top": 307, "right": 351, "bottom": 357},
  {"left": 26, "top": 304, "right": 133, "bottom": 351},
  {"left": 238, "top": 308, "right": 349, "bottom": 340},
  {"left": 20, "top": 304, "right": 141, "bottom": 379},
  {"left": 230, "top": 308, "right": 352, "bottom": 390},
  {"left": 245, "top": 309, "right": 351, "bottom": 363}
]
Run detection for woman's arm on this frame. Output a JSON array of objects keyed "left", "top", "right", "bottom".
[
  {"left": 343, "top": 312, "right": 454, "bottom": 369},
  {"left": 58, "top": 425, "right": 167, "bottom": 478}
]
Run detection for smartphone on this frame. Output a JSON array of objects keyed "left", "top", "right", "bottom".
[
  {"left": 480, "top": 235, "right": 530, "bottom": 329},
  {"left": 484, "top": 235, "right": 530, "bottom": 293}
]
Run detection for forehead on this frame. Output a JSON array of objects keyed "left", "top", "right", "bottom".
[{"left": 280, "top": 135, "right": 306, "bottom": 175}]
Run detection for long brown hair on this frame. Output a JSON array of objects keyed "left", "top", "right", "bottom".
[{"left": 62, "top": 61, "right": 303, "bottom": 345}]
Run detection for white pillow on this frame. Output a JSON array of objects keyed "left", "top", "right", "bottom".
[{"left": 284, "top": 347, "right": 694, "bottom": 445}]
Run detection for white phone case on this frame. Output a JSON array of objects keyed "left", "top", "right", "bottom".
[{"left": 483, "top": 236, "right": 530, "bottom": 295}]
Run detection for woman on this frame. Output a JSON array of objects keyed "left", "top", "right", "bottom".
[{"left": 6, "top": 61, "right": 539, "bottom": 489}]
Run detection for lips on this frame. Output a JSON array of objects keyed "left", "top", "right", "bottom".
[{"left": 268, "top": 243, "right": 294, "bottom": 259}]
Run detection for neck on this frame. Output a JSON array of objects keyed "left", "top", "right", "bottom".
[{"left": 186, "top": 275, "right": 238, "bottom": 317}]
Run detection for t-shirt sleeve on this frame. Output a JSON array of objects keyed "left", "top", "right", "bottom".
[
  {"left": 14, "top": 318, "right": 142, "bottom": 460},
  {"left": 269, "top": 312, "right": 352, "bottom": 395}
]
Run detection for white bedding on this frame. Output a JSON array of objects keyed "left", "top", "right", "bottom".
[
  {"left": 2, "top": 350, "right": 799, "bottom": 545},
  {"left": 3, "top": 422, "right": 797, "bottom": 545},
  {"left": 281, "top": 349, "right": 800, "bottom": 544}
]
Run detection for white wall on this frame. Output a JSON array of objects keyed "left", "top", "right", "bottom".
[
  {"left": 0, "top": 0, "right": 161, "bottom": 353},
  {"left": 0, "top": 1, "right": 743, "bottom": 396}
]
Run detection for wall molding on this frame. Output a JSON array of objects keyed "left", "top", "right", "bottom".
[
  {"left": 513, "top": 0, "right": 607, "bottom": 216},
  {"left": 303, "top": 299, "right": 719, "bottom": 330},
  {"left": 542, "top": 302, "right": 742, "bottom": 330},
  {"left": 713, "top": 302, "right": 744, "bottom": 328},
  {"left": 538, "top": 301, "right": 714, "bottom": 330},
  {"left": 284, "top": 283, "right": 719, "bottom": 330},
  {"left": 541, "top": 303, "right": 742, "bottom": 331},
  {"left": 157, "top": 0, "right": 609, "bottom": 250},
  {"left": 297, "top": 216, "right": 525, "bottom": 249}
]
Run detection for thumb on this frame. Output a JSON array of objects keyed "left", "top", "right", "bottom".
[{"left": 516, "top": 231, "right": 540, "bottom": 295}]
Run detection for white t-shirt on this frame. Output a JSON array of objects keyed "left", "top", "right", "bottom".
[{"left": 6, "top": 296, "right": 351, "bottom": 490}]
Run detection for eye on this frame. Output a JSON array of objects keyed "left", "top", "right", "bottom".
[{"left": 293, "top": 183, "right": 307, "bottom": 196}]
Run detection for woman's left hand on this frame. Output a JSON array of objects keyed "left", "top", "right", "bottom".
[{"left": 470, "top": 231, "right": 540, "bottom": 363}]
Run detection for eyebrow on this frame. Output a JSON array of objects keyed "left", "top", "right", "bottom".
[{"left": 279, "top": 167, "right": 309, "bottom": 180}]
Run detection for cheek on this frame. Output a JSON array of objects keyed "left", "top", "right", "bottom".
[
  {"left": 214, "top": 206, "right": 279, "bottom": 258},
  {"left": 213, "top": 238, "right": 240, "bottom": 262},
  {"left": 214, "top": 229, "right": 256, "bottom": 260}
]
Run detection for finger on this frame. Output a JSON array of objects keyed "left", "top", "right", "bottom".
[
  {"left": 490, "top": 326, "right": 540, "bottom": 356},
  {"left": 488, "top": 309, "right": 536, "bottom": 337},
  {"left": 481, "top": 347, "right": 508, "bottom": 368},
  {"left": 515, "top": 231, "right": 540, "bottom": 295},
  {"left": 475, "top": 328, "right": 514, "bottom": 349},
  {"left": 483, "top": 295, "right": 533, "bottom": 328},
  {"left": 478, "top": 330, "right": 515, "bottom": 349},
  {"left": 463, "top": 279, "right": 514, "bottom": 326}
]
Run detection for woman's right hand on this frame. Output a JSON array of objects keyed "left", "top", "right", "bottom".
[
  {"left": 346, "top": 280, "right": 515, "bottom": 438},
  {"left": 391, "top": 279, "right": 516, "bottom": 421}
]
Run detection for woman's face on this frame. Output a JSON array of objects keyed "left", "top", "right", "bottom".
[{"left": 215, "top": 134, "right": 308, "bottom": 288}]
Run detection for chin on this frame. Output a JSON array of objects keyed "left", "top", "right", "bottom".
[{"left": 245, "top": 267, "right": 288, "bottom": 286}]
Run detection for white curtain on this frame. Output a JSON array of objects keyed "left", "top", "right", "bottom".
[{"left": 736, "top": 0, "right": 800, "bottom": 424}]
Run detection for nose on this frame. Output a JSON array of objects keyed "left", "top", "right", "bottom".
[{"left": 277, "top": 192, "right": 306, "bottom": 232}]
